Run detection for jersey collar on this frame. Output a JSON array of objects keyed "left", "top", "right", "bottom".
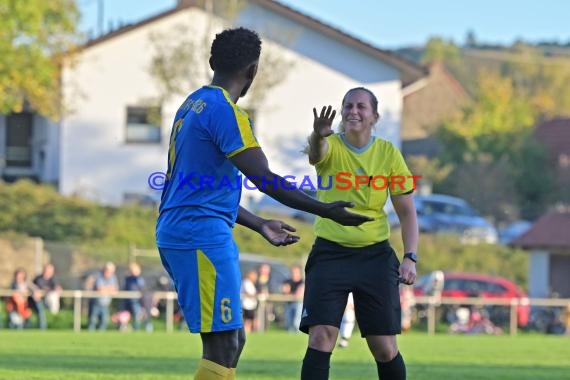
[{"left": 339, "top": 133, "right": 375, "bottom": 154}]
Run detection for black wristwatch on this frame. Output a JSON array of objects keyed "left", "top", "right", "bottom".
[{"left": 403, "top": 252, "right": 418, "bottom": 263}]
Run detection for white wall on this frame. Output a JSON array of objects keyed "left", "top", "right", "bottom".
[
  {"left": 61, "top": 10, "right": 213, "bottom": 203},
  {"left": 60, "top": 4, "right": 405, "bottom": 205}
]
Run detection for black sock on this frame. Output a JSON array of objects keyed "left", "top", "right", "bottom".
[
  {"left": 376, "top": 351, "right": 406, "bottom": 380},
  {"left": 301, "top": 348, "right": 332, "bottom": 380}
]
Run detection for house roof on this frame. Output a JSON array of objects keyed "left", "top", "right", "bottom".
[
  {"left": 83, "top": 0, "right": 427, "bottom": 87},
  {"left": 401, "top": 62, "right": 470, "bottom": 143},
  {"left": 535, "top": 118, "right": 570, "bottom": 160},
  {"left": 510, "top": 208, "right": 570, "bottom": 250}
]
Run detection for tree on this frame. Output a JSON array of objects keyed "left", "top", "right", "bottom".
[
  {"left": 440, "top": 156, "right": 519, "bottom": 222},
  {"left": 406, "top": 155, "right": 453, "bottom": 194},
  {"left": 147, "top": 0, "right": 295, "bottom": 111},
  {"left": 438, "top": 70, "right": 535, "bottom": 162},
  {"left": 0, "top": 0, "right": 80, "bottom": 119},
  {"left": 501, "top": 45, "right": 570, "bottom": 118},
  {"left": 422, "top": 37, "right": 461, "bottom": 65},
  {"left": 509, "top": 132, "right": 555, "bottom": 219},
  {"left": 436, "top": 70, "right": 554, "bottom": 221}
]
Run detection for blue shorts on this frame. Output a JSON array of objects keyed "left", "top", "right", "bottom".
[{"left": 158, "top": 241, "right": 243, "bottom": 333}]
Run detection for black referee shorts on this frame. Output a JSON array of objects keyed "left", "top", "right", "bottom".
[{"left": 299, "top": 237, "right": 402, "bottom": 336}]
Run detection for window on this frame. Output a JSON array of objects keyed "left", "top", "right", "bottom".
[
  {"left": 488, "top": 282, "right": 508, "bottom": 294},
  {"left": 126, "top": 106, "right": 161, "bottom": 143},
  {"left": 444, "top": 279, "right": 465, "bottom": 291},
  {"left": 6, "top": 112, "right": 33, "bottom": 167}
]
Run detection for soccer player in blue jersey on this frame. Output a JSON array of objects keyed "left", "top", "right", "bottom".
[{"left": 156, "top": 27, "right": 372, "bottom": 380}]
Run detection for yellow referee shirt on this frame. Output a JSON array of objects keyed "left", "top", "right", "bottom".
[{"left": 313, "top": 133, "right": 415, "bottom": 247}]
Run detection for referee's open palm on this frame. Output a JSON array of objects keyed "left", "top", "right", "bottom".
[{"left": 313, "top": 105, "right": 336, "bottom": 138}]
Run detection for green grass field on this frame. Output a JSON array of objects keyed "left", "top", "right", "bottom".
[{"left": 0, "top": 331, "right": 568, "bottom": 379}]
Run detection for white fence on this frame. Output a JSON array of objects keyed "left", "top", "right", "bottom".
[{"left": 1, "top": 289, "right": 569, "bottom": 335}]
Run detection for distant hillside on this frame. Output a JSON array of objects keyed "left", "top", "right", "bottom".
[
  {"left": 395, "top": 43, "right": 570, "bottom": 95},
  {"left": 396, "top": 42, "right": 570, "bottom": 65}
]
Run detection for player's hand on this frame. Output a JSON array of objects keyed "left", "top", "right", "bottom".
[
  {"left": 313, "top": 105, "right": 336, "bottom": 138},
  {"left": 323, "top": 201, "right": 374, "bottom": 226},
  {"left": 259, "top": 220, "right": 300, "bottom": 246},
  {"left": 399, "top": 260, "right": 416, "bottom": 285}
]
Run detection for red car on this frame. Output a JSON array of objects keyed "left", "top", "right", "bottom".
[{"left": 414, "top": 271, "right": 530, "bottom": 327}]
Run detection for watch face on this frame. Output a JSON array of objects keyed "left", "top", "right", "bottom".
[{"left": 405, "top": 253, "right": 417, "bottom": 262}]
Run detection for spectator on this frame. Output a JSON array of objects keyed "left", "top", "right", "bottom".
[
  {"left": 282, "top": 265, "right": 304, "bottom": 333},
  {"left": 256, "top": 263, "right": 273, "bottom": 330},
  {"left": 123, "top": 262, "right": 146, "bottom": 331},
  {"left": 139, "top": 290, "right": 158, "bottom": 332},
  {"left": 241, "top": 270, "right": 258, "bottom": 333},
  {"left": 6, "top": 268, "right": 45, "bottom": 329},
  {"left": 33, "top": 263, "right": 63, "bottom": 319},
  {"left": 256, "top": 263, "right": 272, "bottom": 295},
  {"left": 7, "top": 268, "right": 37, "bottom": 329},
  {"left": 88, "top": 262, "right": 118, "bottom": 331}
]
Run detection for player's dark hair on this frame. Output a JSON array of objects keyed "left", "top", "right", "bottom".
[
  {"left": 210, "top": 27, "right": 262, "bottom": 74},
  {"left": 342, "top": 87, "right": 379, "bottom": 113}
]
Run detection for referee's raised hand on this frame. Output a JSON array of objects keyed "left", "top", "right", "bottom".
[{"left": 313, "top": 105, "right": 336, "bottom": 138}]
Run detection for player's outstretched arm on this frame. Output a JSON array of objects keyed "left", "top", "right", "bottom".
[
  {"left": 236, "top": 206, "right": 300, "bottom": 246},
  {"left": 230, "top": 148, "right": 372, "bottom": 226}
]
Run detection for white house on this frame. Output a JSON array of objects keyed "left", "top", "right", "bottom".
[{"left": 59, "top": 0, "right": 426, "bottom": 205}]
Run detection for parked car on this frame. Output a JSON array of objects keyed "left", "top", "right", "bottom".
[
  {"left": 414, "top": 271, "right": 530, "bottom": 327},
  {"left": 413, "top": 194, "right": 498, "bottom": 244},
  {"left": 498, "top": 220, "right": 533, "bottom": 245}
]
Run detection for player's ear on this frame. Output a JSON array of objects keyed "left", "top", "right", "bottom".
[
  {"left": 209, "top": 56, "right": 215, "bottom": 71},
  {"left": 245, "top": 61, "right": 258, "bottom": 81}
]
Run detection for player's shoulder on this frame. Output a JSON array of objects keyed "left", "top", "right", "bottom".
[
  {"left": 188, "top": 86, "right": 231, "bottom": 108},
  {"left": 206, "top": 86, "right": 245, "bottom": 118}
]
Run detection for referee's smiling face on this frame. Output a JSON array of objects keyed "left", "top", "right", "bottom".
[{"left": 341, "top": 89, "right": 379, "bottom": 134}]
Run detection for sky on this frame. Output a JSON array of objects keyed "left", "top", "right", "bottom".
[{"left": 78, "top": 0, "right": 570, "bottom": 49}]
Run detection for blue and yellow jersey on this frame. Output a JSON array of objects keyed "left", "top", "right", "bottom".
[
  {"left": 313, "top": 133, "right": 414, "bottom": 247},
  {"left": 156, "top": 86, "right": 259, "bottom": 249}
]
